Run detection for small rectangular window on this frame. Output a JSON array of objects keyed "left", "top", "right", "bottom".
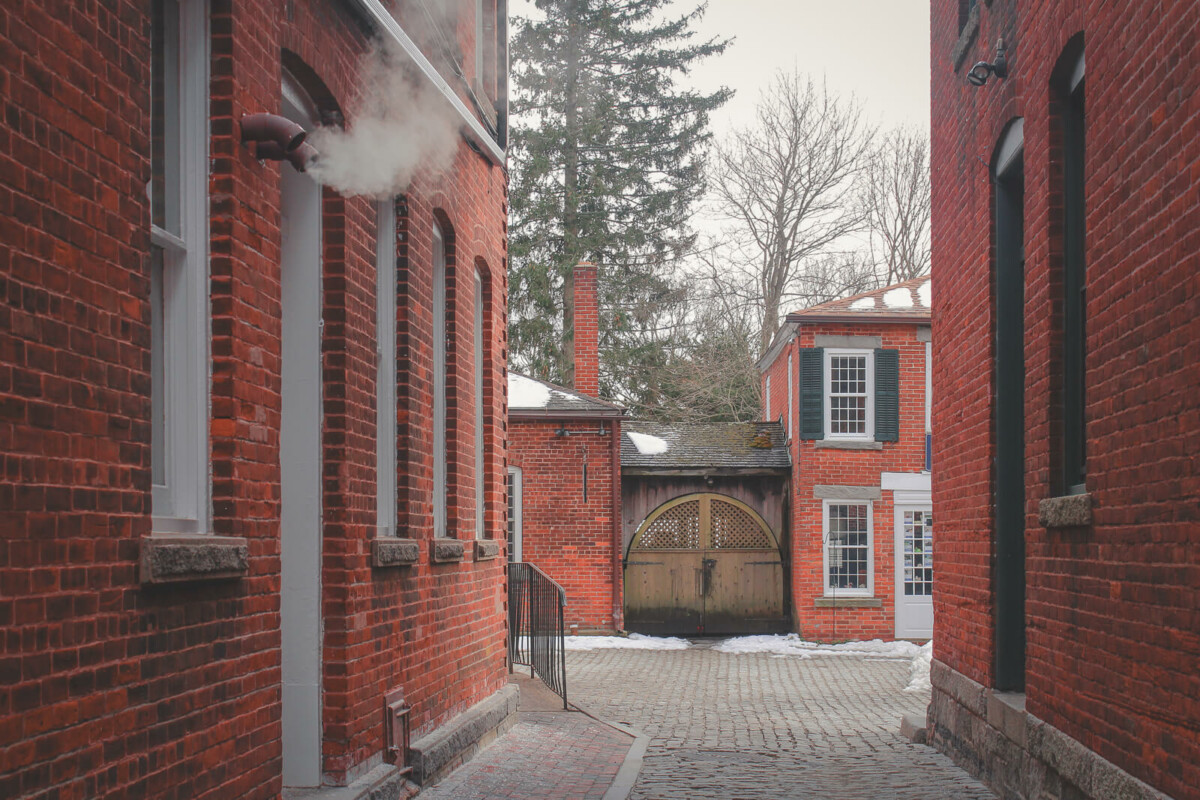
[
  {"left": 824, "top": 502, "right": 872, "bottom": 596},
  {"left": 825, "top": 350, "right": 874, "bottom": 439}
]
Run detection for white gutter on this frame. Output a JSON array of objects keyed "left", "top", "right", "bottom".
[{"left": 348, "top": 0, "right": 506, "bottom": 166}]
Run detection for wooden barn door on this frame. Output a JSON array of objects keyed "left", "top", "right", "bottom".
[{"left": 625, "top": 494, "right": 786, "bottom": 636}]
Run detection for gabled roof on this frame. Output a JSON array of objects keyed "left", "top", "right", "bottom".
[
  {"left": 507, "top": 371, "right": 626, "bottom": 418},
  {"left": 784, "top": 276, "right": 932, "bottom": 325},
  {"left": 621, "top": 421, "right": 790, "bottom": 473}
]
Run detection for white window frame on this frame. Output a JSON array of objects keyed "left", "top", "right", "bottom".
[
  {"left": 376, "top": 199, "right": 397, "bottom": 537},
  {"left": 822, "top": 500, "right": 874, "bottom": 597},
  {"left": 151, "top": 0, "right": 209, "bottom": 535},
  {"left": 824, "top": 348, "right": 874, "bottom": 440},
  {"left": 432, "top": 223, "right": 447, "bottom": 538},
  {"left": 506, "top": 466, "right": 522, "bottom": 562},
  {"left": 474, "top": 269, "right": 485, "bottom": 539},
  {"left": 787, "top": 351, "right": 794, "bottom": 440},
  {"left": 764, "top": 374, "right": 772, "bottom": 421}
]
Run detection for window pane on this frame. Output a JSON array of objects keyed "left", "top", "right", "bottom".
[
  {"left": 828, "top": 354, "right": 868, "bottom": 435},
  {"left": 827, "top": 504, "right": 869, "bottom": 590},
  {"left": 150, "top": 0, "right": 181, "bottom": 234}
]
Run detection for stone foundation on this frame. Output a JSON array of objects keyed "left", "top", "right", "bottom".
[
  {"left": 927, "top": 660, "right": 1171, "bottom": 800},
  {"left": 407, "top": 684, "right": 519, "bottom": 786}
]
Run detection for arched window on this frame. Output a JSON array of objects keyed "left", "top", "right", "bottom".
[{"left": 376, "top": 199, "right": 397, "bottom": 536}]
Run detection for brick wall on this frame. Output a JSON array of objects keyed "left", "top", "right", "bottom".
[
  {"left": 508, "top": 419, "right": 620, "bottom": 633},
  {"left": 931, "top": 1, "right": 1200, "bottom": 796},
  {"left": 0, "top": 1, "right": 509, "bottom": 797},
  {"left": 572, "top": 264, "right": 600, "bottom": 398}
]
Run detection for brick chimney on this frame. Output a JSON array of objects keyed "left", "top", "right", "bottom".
[{"left": 571, "top": 262, "right": 599, "bottom": 398}]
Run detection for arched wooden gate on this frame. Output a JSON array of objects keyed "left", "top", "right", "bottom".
[{"left": 624, "top": 493, "right": 787, "bottom": 636}]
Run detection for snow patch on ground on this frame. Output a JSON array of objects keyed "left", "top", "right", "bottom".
[
  {"left": 565, "top": 633, "right": 690, "bottom": 651},
  {"left": 849, "top": 297, "right": 876, "bottom": 310},
  {"left": 883, "top": 287, "right": 915, "bottom": 309},
  {"left": 508, "top": 373, "right": 551, "bottom": 409},
  {"left": 904, "top": 640, "right": 933, "bottom": 692},
  {"left": 714, "top": 634, "right": 922, "bottom": 659},
  {"left": 627, "top": 431, "right": 670, "bottom": 455},
  {"left": 917, "top": 279, "right": 932, "bottom": 309}
]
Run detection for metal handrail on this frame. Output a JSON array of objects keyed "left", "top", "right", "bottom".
[{"left": 507, "top": 561, "right": 568, "bottom": 708}]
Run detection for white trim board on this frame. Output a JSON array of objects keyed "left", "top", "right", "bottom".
[{"left": 881, "top": 472, "right": 931, "bottom": 492}]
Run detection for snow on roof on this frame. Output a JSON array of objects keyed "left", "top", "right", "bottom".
[
  {"left": 508, "top": 373, "right": 551, "bottom": 408},
  {"left": 784, "top": 276, "right": 931, "bottom": 323},
  {"left": 626, "top": 430, "right": 669, "bottom": 455}
]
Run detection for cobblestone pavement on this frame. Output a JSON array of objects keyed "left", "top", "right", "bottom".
[
  {"left": 567, "top": 642, "right": 996, "bottom": 800},
  {"left": 418, "top": 710, "right": 632, "bottom": 800}
]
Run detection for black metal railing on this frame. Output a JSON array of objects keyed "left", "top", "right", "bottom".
[{"left": 507, "top": 561, "right": 568, "bottom": 708}]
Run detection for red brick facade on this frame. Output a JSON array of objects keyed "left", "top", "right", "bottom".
[
  {"left": 930, "top": 2, "right": 1199, "bottom": 798},
  {"left": 759, "top": 281, "right": 932, "bottom": 641},
  {"left": 1, "top": 2, "right": 510, "bottom": 797}
]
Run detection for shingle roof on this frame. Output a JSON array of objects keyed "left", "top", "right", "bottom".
[
  {"left": 784, "top": 276, "right": 931, "bottom": 324},
  {"left": 507, "top": 371, "right": 626, "bottom": 418},
  {"left": 621, "top": 421, "right": 790, "bottom": 471}
]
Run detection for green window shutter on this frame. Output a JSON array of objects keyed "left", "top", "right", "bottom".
[
  {"left": 798, "top": 348, "right": 824, "bottom": 440},
  {"left": 875, "top": 348, "right": 900, "bottom": 442}
]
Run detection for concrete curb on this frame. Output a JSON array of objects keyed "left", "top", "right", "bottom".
[{"left": 570, "top": 700, "right": 650, "bottom": 800}]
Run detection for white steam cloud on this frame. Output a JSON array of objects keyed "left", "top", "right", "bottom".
[{"left": 307, "top": 40, "right": 459, "bottom": 197}]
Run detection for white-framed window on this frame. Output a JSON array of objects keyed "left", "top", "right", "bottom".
[
  {"left": 150, "top": 0, "right": 209, "bottom": 534},
  {"left": 474, "top": 269, "right": 485, "bottom": 539},
  {"left": 376, "top": 199, "right": 397, "bottom": 537},
  {"left": 506, "top": 467, "right": 522, "bottom": 562},
  {"left": 825, "top": 349, "right": 874, "bottom": 439},
  {"left": 787, "top": 352, "right": 794, "bottom": 439},
  {"left": 823, "top": 501, "right": 873, "bottom": 596},
  {"left": 432, "top": 222, "right": 447, "bottom": 538},
  {"left": 765, "top": 375, "right": 772, "bottom": 421}
]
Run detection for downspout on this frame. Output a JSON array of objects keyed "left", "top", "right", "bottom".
[{"left": 610, "top": 419, "right": 623, "bottom": 632}]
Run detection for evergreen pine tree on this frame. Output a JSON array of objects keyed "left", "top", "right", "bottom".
[{"left": 508, "top": 0, "right": 730, "bottom": 409}]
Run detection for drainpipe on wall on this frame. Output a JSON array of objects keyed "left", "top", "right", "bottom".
[{"left": 611, "top": 416, "right": 623, "bottom": 632}]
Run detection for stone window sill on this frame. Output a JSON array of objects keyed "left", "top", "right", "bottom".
[
  {"left": 815, "top": 439, "right": 883, "bottom": 451},
  {"left": 815, "top": 596, "right": 882, "bottom": 609},
  {"left": 474, "top": 540, "right": 501, "bottom": 561},
  {"left": 950, "top": 2, "right": 981, "bottom": 70},
  {"left": 140, "top": 534, "right": 249, "bottom": 584},
  {"left": 1038, "top": 493, "right": 1093, "bottom": 528},
  {"left": 372, "top": 537, "right": 420, "bottom": 567},
  {"left": 431, "top": 538, "right": 465, "bottom": 563}
]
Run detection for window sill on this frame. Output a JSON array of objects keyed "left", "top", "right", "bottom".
[
  {"left": 474, "top": 540, "right": 501, "bottom": 561},
  {"left": 140, "top": 534, "right": 249, "bottom": 584},
  {"left": 815, "top": 596, "right": 882, "bottom": 608},
  {"left": 1038, "top": 493, "right": 1093, "bottom": 528},
  {"left": 815, "top": 439, "right": 883, "bottom": 451},
  {"left": 372, "top": 537, "right": 420, "bottom": 567},
  {"left": 431, "top": 538, "right": 465, "bottom": 563}
]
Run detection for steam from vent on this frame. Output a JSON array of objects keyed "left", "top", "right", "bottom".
[{"left": 307, "top": 39, "right": 459, "bottom": 197}]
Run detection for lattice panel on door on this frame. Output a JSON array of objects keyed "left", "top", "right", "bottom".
[
  {"left": 637, "top": 500, "right": 701, "bottom": 549},
  {"left": 709, "top": 500, "right": 772, "bottom": 549}
]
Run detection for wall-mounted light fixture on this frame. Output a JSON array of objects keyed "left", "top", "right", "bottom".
[{"left": 967, "top": 38, "right": 1008, "bottom": 87}]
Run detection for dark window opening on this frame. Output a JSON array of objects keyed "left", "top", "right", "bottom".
[{"left": 1060, "top": 59, "right": 1087, "bottom": 495}]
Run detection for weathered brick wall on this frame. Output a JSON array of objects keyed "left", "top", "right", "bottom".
[
  {"left": 0, "top": 0, "right": 509, "bottom": 797},
  {"left": 931, "top": 1, "right": 1200, "bottom": 796},
  {"left": 786, "top": 323, "right": 930, "bottom": 641},
  {"left": 508, "top": 419, "right": 620, "bottom": 633},
  {"left": 760, "top": 343, "right": 791, "bottom": 427}
]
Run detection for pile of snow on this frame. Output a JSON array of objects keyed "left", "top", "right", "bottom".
[
  {"left": 882, "top": 286, "right": 916, "bottom": 309},
  {"left": 904, "top": 640, "right": 933, "bottom": 692},
  {"left": 627, "top": 431, "right": 670, "bottom": 455},
  {"left": 917, "top": 278, "right": 932, "bottom": 309},
  {"left": 508, "top": 373, "right": 551, "bottom": 409},
  {"left": 714, "top": 634, "right": 921, "bottom": 659},
  {"left": 564, "top": 633, "right": 690, "bottom": 651},
  {"left": 849, "top": 297, "right": 877, "bottom": 310}
]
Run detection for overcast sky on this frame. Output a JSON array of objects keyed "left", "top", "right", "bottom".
[{"left": 508, "top": 0, "right": 932, "bottom": 138}]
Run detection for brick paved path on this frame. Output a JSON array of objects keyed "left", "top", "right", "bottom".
[
  {"left": 418, "top": 710, "right": 632, "bottom": 800},
  {"left": 567, "top": 642, "right": 996, "bottom": 800}
]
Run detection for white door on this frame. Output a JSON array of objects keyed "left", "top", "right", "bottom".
[
  {"left": 280, "top": 89, "right": 322, "bottom": 788},
  {"left": 894, "top": 505, "right": 933, "bottom": 639}
]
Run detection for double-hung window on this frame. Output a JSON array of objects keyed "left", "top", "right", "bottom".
[
  {"left": 825, "top": 349, "right": 874, "bottom": 439},
  {"left": 824, "top": 501, "right": 872, "bottom": 595},
  {"left": 150, "top": 0, "right": 208, "bottom": 534}
]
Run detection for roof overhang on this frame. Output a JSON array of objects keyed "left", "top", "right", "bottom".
[
  {"left": 784, "top": 314, "right": 931, "bottom": 326},
  {"left": 510, "top": 408, "right": 627, "bottom": 420},
  {"left": 755, "top": 322, "right": 797, "bottom": 373},
  {"left": 621, "top": 467, "right": 790, "bottom": 477}
]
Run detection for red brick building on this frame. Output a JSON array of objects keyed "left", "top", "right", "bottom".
[
  {"left": 758, "top": 278, "right": 933, "bottom": 641},
  {"left": 928, "top": 3, "right": 1198, "bottom": 799},
  {"left": 507, "top": 264, "right": 626, "bottom": 634},
  {"left": 1, "top": 1, "right": 513, "bottom": 797}
]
